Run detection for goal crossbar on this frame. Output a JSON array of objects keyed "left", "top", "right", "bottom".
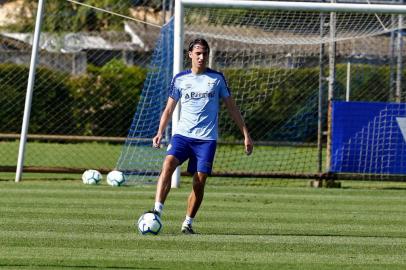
[{"left": 181, "top": 0, "right": 406, "bottom": 14}]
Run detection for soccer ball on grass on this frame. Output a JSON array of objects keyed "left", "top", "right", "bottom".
[
  {"left": 82, "top": 169, "right": 102, "bottom": 185},
  {"left": 137, "top": 212, "right": 163, "bottom": 235},
  {"left": 106, "top": 170, "right": 126, "bottom": 186}
]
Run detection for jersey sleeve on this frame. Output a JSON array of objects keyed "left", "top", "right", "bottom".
[
  {"left": 219, "top": 74, "right": 231, "bottom": 99},
  {"left": 168, "top": 77, "right": 181, "bottom": 101}
]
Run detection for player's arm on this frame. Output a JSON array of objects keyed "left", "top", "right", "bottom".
[
  {"left": 223, "top": 96, "right": 253, "bottom": 155},
  {"left": 152, "top": 97, "right": 177, "bottom": 148}
]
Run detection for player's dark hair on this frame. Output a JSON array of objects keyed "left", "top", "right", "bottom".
[{"left": 188, "top": 38, "right": 210, "bottom": 54}]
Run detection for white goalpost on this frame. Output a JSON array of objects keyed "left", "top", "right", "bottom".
[{"left": 15, "top": 0, "right": 46, "bottom": 183}]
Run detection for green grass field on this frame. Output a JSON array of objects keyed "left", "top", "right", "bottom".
[{"left": 1, "top": 178, "right": 406, "bottom": 269}]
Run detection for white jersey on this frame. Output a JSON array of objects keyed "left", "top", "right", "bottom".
[{"left": 169, "top": 68, "right": 231, "bottom": 140}]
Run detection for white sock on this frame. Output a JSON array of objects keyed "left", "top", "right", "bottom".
[
  {"left": 183, "top": 215, "right": 194, "bottom": 226},
  {"left": 154, "top": 202, "right": 164, "bottom": 214}
]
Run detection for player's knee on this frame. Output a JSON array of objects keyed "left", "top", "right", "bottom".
[
  {"left": 193, "top": 172, "right": 207, "bottom": 186},
  {"left": 163, "top": 156, "right": 179, "bottom": 170}
]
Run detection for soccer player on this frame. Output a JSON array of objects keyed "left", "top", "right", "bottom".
[{"left": 151, "top": 38, "right": 253, "bottom": 234}]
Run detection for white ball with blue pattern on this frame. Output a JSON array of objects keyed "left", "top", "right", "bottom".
[
  {"left": 106, "top": 170, "right": 126, "bottom": 186},
  {"left": 82, "top": 169, "right": 102, "bottom": 185},
  {"left": 137, "top": 212, "right": 162, "bottom": 235}
]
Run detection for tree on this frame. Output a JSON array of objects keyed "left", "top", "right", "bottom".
[{"left": 9, "top": 0, "right": 134, "bottom": 32}]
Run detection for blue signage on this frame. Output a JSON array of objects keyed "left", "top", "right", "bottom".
[{"left": 331, "top": 101, "right": 406, "bottom": 174}]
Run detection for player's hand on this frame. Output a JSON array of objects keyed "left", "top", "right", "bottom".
[
  {"left": 152, "top": 134, "right": 162, "bottom": 149},
  {"left": 244, "top": 136, "right": 253, "bottom": 156}
]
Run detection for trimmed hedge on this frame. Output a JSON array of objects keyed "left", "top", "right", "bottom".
[
  {"left": 68, "top": 59, "right": 146, "bottom": 136},
  {"left": 0, "top": 62, "right": 395, "bottom": 139},
  {"left": 0, "top": 64, "right": 76, "bottom": 134},
  {"left": 0, "top": 60, "right": 146, "bottom": 136}
]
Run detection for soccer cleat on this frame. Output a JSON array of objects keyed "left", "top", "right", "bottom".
[
  {"left": 144, "top": 210, "right": 161, "bottom": 217},
  {"left": 181, "top": 223, "right": 196, "bottom": 234}
]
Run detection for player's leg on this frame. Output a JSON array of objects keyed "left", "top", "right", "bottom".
[
  {"left": 154, "top": 155, "right": 179, "bottom": 213},
  {"left": 181, "top": 139, "right": 216, "bottom": 234},
  {"left": 181, "top": 174, "right": 209, "bottom": 234},
  {"left": 153, "top": 135, "right": 190, "bottom": 216},
  {"left": 182, "top": 172, "right": 208, "bottom": 232},
  {"left": 187, "top": 172, "right": 208, "bottom": 217}
]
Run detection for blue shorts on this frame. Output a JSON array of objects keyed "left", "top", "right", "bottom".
[{"left": 167, "top": 134, "right": 217, "bottom": 175}]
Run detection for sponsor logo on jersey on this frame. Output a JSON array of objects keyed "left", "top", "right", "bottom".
[{"left": 184, "top": 91, "right": 215, "bottom": 100}]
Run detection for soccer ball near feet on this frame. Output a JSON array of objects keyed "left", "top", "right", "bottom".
[
  {"left": 106, "top": 170, "right": 126, "bottom": 186},
  {"left": 82, "top": 169, "right": 102, "bottom": 185},
  {"left": 137, "top": 212, "right": 162, "bottom": 235}
]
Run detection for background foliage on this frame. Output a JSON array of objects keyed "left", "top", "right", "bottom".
[
  {"left": 0, "top": 60, "right": 146, "bottom": 136},
  {"left": 0, "top": 62, "right": 393, "bottom": 138},
  {"left": 6, "top": 0, "right": 133, "bottom": 32}
]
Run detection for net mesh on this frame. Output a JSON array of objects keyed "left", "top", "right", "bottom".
[
  {"left": 117, "top": 4, "right": 406, "bottom": 182},
  {"left": 117, "top": 19, "right": 174, "bottom": 179},
  {"left": 1, "top": 1, "right": 405, "bottom": 181},
  {"left": 0, "top": 1, "right": 161, "bottom": 170}
]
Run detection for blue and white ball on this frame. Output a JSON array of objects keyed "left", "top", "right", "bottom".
[
  {"left": 137, "top": 212, "right": 163, "bottom": 235},
  {"left": 82, "top": 169, "right": 102, "bottom": 185},
  {"left": 106, "top": 170, "right": 126, "bottom": 186}
]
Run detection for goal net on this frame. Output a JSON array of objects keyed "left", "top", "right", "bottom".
[{"left": 114, "top": 1, "right": 406, "bottom": 182}]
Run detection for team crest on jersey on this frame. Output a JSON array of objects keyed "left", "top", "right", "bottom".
[
  {"left": 180, "top": 84, "right": 192, "bottom": 93},
  {"left": 207, "top": 80, "right": 216, "bottom": 87}
]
